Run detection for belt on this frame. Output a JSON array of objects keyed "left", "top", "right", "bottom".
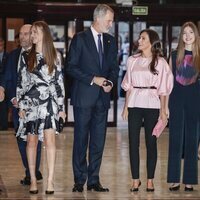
[{"left": 133, "top": 86, "right": 157, "bottom": 89}]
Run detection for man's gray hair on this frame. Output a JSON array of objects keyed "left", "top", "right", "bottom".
[{"left": 93, "top": 4, "right": 114, "bottom": 21}]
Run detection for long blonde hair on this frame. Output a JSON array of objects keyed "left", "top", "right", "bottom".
[
  {"left": 28, "top": 21, "right": 57, "bottom": 74},
  {"left": 176, "top": 21, "right": 200, "bottom": 71}
]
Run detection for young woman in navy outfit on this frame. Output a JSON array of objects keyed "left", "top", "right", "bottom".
[{"left": 167, "top": 21, "right": 200, "bottom": 191}]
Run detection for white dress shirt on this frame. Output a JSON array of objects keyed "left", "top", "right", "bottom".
[{"left": 90, "top": 26, "right": 103, "bottom": 52}]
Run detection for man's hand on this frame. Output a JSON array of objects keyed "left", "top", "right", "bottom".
[
  {"left": 102, "top": 85, "right": 112, "bottom": 93},
  {"left": 0, "top": 87, "right": 5, "bottom": 102},
  {"left": 93, "top": 76, "right": 106, "bottom": 87},
  {"left": 102, "top": 80, "right": 113, "bottom": 93}
]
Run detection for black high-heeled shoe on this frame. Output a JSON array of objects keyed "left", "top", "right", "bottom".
[
  {"left": 146, "top": 187, "right": 154, "bottom": 192},
  {"left": 130, "top": 180, "right": 141, "bottom": 192},
  {"left": 46, "top": 180, "right": 54, "bottom": 194},
  {"left": 29, "top": 189, "right": 38, "bottom": 194},
  {"left": 45, "top": 190, "right": 54, "bottom": 194},
  {"left": 169, "top": 184, "right": 180, "bottom": 191}
]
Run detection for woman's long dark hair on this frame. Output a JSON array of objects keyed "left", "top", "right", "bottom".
[
  {"left": 139, "top": 29, "right": 163, "bottom": 75},
  {"left": 28, "top": 21, "right": 57, "bottom": 74}
]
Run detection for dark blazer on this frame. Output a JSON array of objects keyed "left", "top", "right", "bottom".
[
  {"left": 3, "top": 48, "right": 21, "bottom": 101},
  {"left": 2, "top": 48, "right": 21, "bottom": 129},
  {"left": 0, "top": 51, "right": 9, "bottom": 86},
  {"left": 66, "top": 28, "right": 119, "bottom": 109}
]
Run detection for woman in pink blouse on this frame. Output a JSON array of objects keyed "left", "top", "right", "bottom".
[{"left": 121, "top": 29, "right": 173, "bottom": 192}]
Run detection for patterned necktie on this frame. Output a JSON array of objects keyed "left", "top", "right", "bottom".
[{"left": 97, "top": 34, "right": 103, "bottom": 68}]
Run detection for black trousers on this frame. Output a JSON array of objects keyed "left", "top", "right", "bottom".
[{"left": 128, "top": 107, "right": 159, "bottom": 179}]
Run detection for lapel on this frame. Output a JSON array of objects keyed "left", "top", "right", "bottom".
[
  {"left": 16, "top": 47, "right": 21, "bottom": 64},
  {"left": 0, "top": 53, "right": 2, "bottom": 72},
  {"left": 15, "top": 47, "right": 22, "bottom": 73},
  {"left": 2, "top": 52, "right": 6, "bottom": 62},
  {"left": 1, "top": 51, "right": 8, "bottom": 63},
  {"left": 0, "top": 52, "right": 7, "bottom": 73},
  {"left": 85, "top": 29, "right": 99, "bottom": 67}
]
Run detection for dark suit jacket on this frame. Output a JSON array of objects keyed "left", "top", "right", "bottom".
[
  {"left": 1, "top": 48, "right": 21, "bottom": 129},
  {"left": 0, "top": 51, "right": 9, "bottom": 86},
  {"left": 66, "top": 28, "right": 119, "bottom": 108},
  {"left": 2, "top": 48, "right": 21, "bottom": 101}
]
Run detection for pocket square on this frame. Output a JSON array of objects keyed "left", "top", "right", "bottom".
[{"left": 152, "top": 119, "right": 167, "bottom": 138}]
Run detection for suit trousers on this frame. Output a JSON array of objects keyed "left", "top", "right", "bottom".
[
  {"left": 72, "top": 99, "right": 108, "bottom": 186},
  {"left": 12, "top": 107, "right": 19, "bottom": 131},
  {"left": 128, "top": 107, "right": 159, "bottom": 179},
  {"left": 0, "top": 98, "right": 8, "bottom": 130},
  {"left": 167, "top": 82, "right": 199, "bottom": 184}
]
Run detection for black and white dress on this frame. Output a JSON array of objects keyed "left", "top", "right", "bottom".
[{"left": 16, "top": 52, "right": 65, "bottom": 141}]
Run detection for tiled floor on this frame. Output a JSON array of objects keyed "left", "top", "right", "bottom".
[
  {"left": 0, "top": 99, "right": 199, "bottom": 199},
  {"left": 0, "top": 121, "right": 200, "bottom": 200}
]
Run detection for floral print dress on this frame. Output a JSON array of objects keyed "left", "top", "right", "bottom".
[{"left": 16, "top": 52, "right": 65, "bottom": 141}]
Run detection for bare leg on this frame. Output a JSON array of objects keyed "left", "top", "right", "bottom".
[
  {"left": 26, "top": 134, "right": 38, "bottom": 191},
  {"left": 44, "top": 129, "right": 56, "bottom": 191}
]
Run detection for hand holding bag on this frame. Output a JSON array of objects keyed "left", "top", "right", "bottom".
[
  {"left": 58, "top": 117, "right": 64, "bottom": 133},
  {"left": 152, "top": 119, "right": 168, "bottom": 138}
]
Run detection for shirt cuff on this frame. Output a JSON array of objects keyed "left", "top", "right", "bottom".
[
  {"left": 90, "top": 77, "right": 94, "bottom": 85},
  {"left": 107, "top": 80, "right": 113, "bottom": 87}
]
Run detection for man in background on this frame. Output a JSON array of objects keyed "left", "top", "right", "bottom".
[{"left": 0, "top": 37, "right": 8, "bottom": 130}]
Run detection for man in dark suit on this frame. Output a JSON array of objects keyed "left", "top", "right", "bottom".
[
  {"left": 0, "top": 37, "right": 8, "bottom": 130},
  {"left": 67, "top": 4, "right": 119, "bottom": 192},
  {"left": 0, "top": 24, "right": 42, "bottom": 185}
]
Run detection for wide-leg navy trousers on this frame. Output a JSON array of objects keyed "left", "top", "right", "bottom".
[{"left": 167, "top": 81, "right": 199, "bottom": 184}]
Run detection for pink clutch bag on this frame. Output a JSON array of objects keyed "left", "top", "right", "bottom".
[{"left": 152, "top": 119, "right": 168, "bottom": 138}]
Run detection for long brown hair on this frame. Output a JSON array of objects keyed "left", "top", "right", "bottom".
[
  {"left": 176, "top": 21, "right": 200, "bottom": 71},
  {"left": 139, "top": 29, "right": 163, "bottom": 75},
  {"left": 28, "top": 21, "right": 57, "bottom": 74}
]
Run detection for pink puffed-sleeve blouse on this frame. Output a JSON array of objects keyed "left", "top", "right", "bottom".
[{"left": 121, "top": 54, "right": 173, "bottom": 109}]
